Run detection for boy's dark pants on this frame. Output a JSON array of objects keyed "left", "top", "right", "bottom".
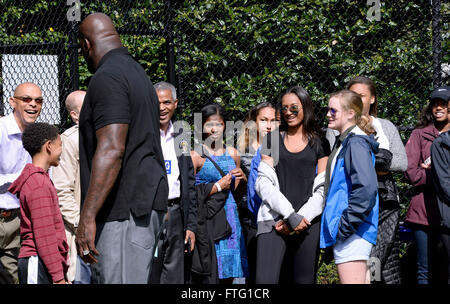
[{"left": 18, "top": 256, "right": 52, "bottom": 284}]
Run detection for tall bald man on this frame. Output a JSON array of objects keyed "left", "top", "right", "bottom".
[
  {"left": 52, "top": 90, "right": 91, "bottom": 283},
  {"left": 0, "top": 82, "right": 43, "bottom": 283},
  {"left": 76, "top": 13, "right": 168, "bottom": 283}
]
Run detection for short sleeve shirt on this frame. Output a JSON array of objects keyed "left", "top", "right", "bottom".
[{"left": 79, "top": 47, "right": 168, "bottom": 223}]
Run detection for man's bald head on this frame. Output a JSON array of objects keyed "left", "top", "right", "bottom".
[
  {"left": 9, "top": 82, "right": 43, "bottom": 132},
  {"left": 79, "top": 13, "right": 122, "bottom": 73},
  {"left": 13, "top": 82, "right": 42, "bottom": 97},
  {"left": 65, "top": 90, "right": 86, "bottom": 125},
  {"left": 80, "top": 13, "right": 121, "bottom": 45}
]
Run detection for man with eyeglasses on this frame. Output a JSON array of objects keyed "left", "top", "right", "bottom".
[{"left": 0, "top": 82, "right": 43, "bottom": 283}]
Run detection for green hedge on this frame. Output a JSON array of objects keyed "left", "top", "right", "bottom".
[
  {"left": 1, "top": 0, "right": 443, "bottom": 127},
  {"left": 1, "top": 0, "right": 448, "bottom": 284},
  {"left": 171, "top": 0, "right": 443, "bottom": 128}
]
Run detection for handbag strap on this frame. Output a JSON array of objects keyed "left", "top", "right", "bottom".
[
  {"left": 202, "top": 146, "right": 227, "bottom": 177},
  {"left": 201, "top": 145, "right": 236, "bottom": 196}
]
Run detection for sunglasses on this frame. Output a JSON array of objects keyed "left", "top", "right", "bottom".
[
  {"left": 327, "top": 107, "right": 338, "bottom": 117},
  {"left": 14, "top": 96, "right": 44, "bottom": 104},
  {"left": 280, "top": 104, "right": 301, "bottom": 114}
]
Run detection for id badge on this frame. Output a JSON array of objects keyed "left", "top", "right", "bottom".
[{"left": 165, "top": 160, "right": 171, "bottom": 174}]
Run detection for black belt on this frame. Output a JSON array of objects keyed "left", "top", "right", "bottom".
[
  {"left": 0, "top": 208, "right": 20, "bottom": 218},
  {"left": 167, "top": 197, "right": 181, "bottom": 207}
]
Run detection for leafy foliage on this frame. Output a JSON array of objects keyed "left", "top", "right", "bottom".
[
  {"left": 0, "top": 0, "right": 447, "bottom": 284},
  {"left": 171, "top": 0, "right": 442, "bottom": 128},
  {"left": 1, "top": 0, "right": 444, "bottom": 127}
]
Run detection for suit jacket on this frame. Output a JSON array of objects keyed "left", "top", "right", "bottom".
[
  {"left": 51, "top": 124, "right": 80, "bottom": 282},
  {"left": 173, "top": 123, "right": 198, "bottom": 233}
]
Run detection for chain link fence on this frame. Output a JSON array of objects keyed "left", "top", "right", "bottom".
[
  {"left": 0, "top": 1, "right": 72, "bottom": 125},
  {"left": 0, "top": 0, "right": 170, "bottom": 129},
  {"left": 1, "top": 1, "right": 447, "bottom": 133},
  {"left": 171, "top": 3, "right": 447, "bottom": 268},
  {"left": 173, "top": 1, "right": 448, "bottom": 127},
  {"left": 0, "top": 0, "right": 448, "bottom": 283}
]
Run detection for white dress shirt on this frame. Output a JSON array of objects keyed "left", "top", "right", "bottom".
[
  {"left": 160, "top": 121, "right": 181, "bottom": 200},
  {"left": 0, "top": 113, "right": 31, "bottom": 209}
]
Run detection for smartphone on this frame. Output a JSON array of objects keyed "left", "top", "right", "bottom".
[{"left": 185, "top": 238, "right": 191, "bottom": 254}]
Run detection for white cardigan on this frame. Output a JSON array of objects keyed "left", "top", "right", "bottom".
[{"left": 255, "top": 160, "right": 325, "bottom": 235}]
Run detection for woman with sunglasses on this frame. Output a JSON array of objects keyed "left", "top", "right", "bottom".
[
  {"left": 255, "top": 86, "right": 329, "bottom": 284},
  {"left": 326, "top": 76, "right": 407, "bottom": 284},
  {"left": 321, "top": 90, "right": 379, "bottom": 284}
]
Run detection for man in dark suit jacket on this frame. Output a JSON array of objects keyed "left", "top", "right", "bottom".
[{"left": 154, "top": 81, "right": 197, "bottom": 283}]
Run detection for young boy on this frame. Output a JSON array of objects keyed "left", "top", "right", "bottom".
[{"left": 8, "top": 122, "right": 69, "bottom": 284}]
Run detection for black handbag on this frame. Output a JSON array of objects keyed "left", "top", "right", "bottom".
[{"left": 202, "top": 150, "right": 232, "bottom": 241}]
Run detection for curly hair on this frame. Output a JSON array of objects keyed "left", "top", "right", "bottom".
[
  {"left": 416, "top": 98, "right": 447, "bottom": 129},
  {"left": 22, "top": 123, "right": 59, "bottom": 156}
]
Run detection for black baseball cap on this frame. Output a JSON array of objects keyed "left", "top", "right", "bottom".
[{"left": 430, "top": 85, "right": 450, "bottom": 102}]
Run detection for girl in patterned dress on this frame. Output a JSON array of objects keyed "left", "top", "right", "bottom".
[{"left": 190, "top": 103, "right": 249, "bottom": 283}]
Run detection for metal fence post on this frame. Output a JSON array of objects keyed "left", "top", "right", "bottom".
[
  {"left": 69, "top": 21, "right": 80, "bottom": 92},
  {"left": 57, "top": 41, "right": 68, "bottom": 130},
  {"left": 432, "top": 0, "right": 442, "bottom": 88},
  {"left": 165, "top": 0, "right": 176, "bottom": 88}
]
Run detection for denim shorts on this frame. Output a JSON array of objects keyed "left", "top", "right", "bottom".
[{"left": 333, "top": 234, "right": 373, "bottom": 265}]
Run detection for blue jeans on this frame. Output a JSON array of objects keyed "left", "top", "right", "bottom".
[
  {"left": 440, "top": 230, "right": 450, "bottom": 284},
  {"left": 411, "top": 224, "right": 438, "bottom": 284},
  {"left": 73, "top": 256, "right": 92, "bottom": 284}
]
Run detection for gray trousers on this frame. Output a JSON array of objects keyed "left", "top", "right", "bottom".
[{"left": 91, "top": 210, "right": 165, "bottom": 284}]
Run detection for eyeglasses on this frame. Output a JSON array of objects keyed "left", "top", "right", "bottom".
[
  {"left": 327, "top": 107, "right": 338, "bottom": 117},
  {"left": 14, "top": 96, "right": 44, "bottom": 104},
  {"left": 280, "top": 105, "right": 301, "bottom": 114}
]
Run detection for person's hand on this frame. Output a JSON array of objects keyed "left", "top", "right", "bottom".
[
  {"left": 420, "top": 163, "right": 431, "bottom": 170},
  {"left": 53, "top": 279, "right": 67, "bottom": 284},
  {"left": 76, "top": 216, "right": 99, "bottom": 264},
  {"left": 185, "top": 230, "right": 196, "bottom": 253},
  {"left": 376, "top": 170, "right": 389, "bottom": 176},
  {"left": 275, "top": 220, "right": 291, "bottom": 235},
  {"left": 261, "top": 154, "right": 274, "bottom": 167},
  {"left": 230, "top": 168, "right": 247, "bottom": 183},
  {"left": 217, "top": 173, "right": 232, "bottom": 191},
  {"left": 294, "top": 218, "right": 311, "bottom": 234}
]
